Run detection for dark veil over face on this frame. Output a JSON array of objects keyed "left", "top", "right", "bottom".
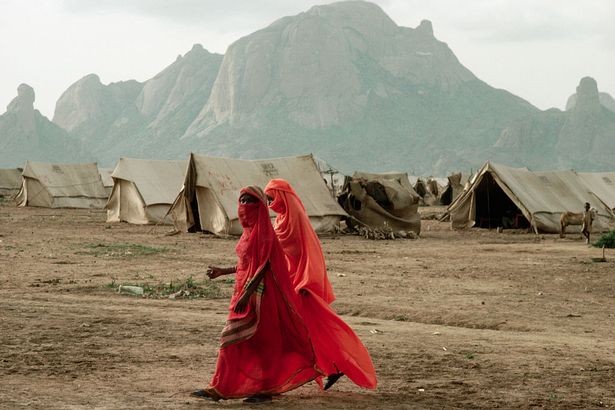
[{"left": 237, "top": 186, "right": 268, "bottom": 229}]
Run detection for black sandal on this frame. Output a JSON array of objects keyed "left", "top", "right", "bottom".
[
  {"left": 243, "top": 394, "right": 272, "bottom": 404},
  {"left": 324, "top": 372, "right": 344, "bottom": 391},
  {"left": 190, "top": 389, "right": 220, "bottom": 401}
]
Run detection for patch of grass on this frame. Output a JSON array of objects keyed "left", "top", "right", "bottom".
[
  {"left": 593, "top": 230, "right": 615, "bottom": 249},
  {"left": 78, "top": 243, "right": 168, "bottom": 258},
  {"left": 110, "top": 275, "right": 226, "bottom": 300},
  {"left": 464, "top": 352, "right": 475, "bottom": 360}
]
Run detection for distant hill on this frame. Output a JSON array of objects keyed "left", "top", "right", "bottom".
[
  {"left": 52, "top": 44, "right": 223, "bottom": 166},
  {"left": 493, "top": 77, "right": 615, "bottom": 171},
  {"left": 0, "top": 84, "right": 87, "bottom": 167},
  {"left": 2, "top": 1, "right": 613, "bottom": 174}
]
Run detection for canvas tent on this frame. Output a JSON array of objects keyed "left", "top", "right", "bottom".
[
  {"left": 98, "top": 167, "right": 114, "bottom": 197},
  {"left": 105, "top": 158, "right": 187, "bottom": 225},
  {"left": 169, "top": 153, "right": 346, "bottom": 236},
  {"left": 15, "top": 161, "right": 107, "bottom": 208},
  {"left": 338, "top": 171, "right": 421, "bottom": 234},
  {"left": 414, "top": 178, "right": 441, "bottom": 206},
  {"left": 440, "top": 172, "right": 469, "bottom": 206},
  {"left": 576, "top": 172, "right": 615, "bottom": 210},
  {"left": 448, "top": 162, "right": 615, "bottom": 233},
  {"left": 0, "top": 168, "right": 22, "bottom": 197}
]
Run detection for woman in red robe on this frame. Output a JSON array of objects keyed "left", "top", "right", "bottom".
[
  {"left": 192, "top": 186, "right": 321, "bottom": 403},
  {"left": 264, "top": 179, "right": 377, "bottom": 391}
]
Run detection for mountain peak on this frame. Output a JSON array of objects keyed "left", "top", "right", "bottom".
[
  {"left": 7, "top": 83, "right": 35, "bottom": 112},
  {"left": 417, "top": 19, "right": 434, "bottom": 36},
  {"left": 573, "top": 76, "right": 601, "bottom": 113}
]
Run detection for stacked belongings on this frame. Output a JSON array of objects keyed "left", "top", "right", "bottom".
[{"left": 338, "top": 172, "right": 421, "bottom": 237}]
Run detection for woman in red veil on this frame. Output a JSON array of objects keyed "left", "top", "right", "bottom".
[
  {"left": 192, "top": 186, "right": 320, "bottom": 403},
  {"left": 264, "top": 179, "right": 377, "bottom": 391}
]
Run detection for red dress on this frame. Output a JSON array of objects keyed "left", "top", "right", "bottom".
[
  {"left": 265, "top": 179, "right": 377, "bottom": 389},
  {"left": 205, "top": 186, "right": 320, "bottom": 399}
]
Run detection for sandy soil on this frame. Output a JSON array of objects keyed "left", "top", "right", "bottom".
[{"left": 1, "top": 204, "right": 614, "bottom": 409}]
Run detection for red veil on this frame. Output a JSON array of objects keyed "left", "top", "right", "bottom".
[
  {"left": 265, "top": 180, "right": 377, "bottom": 390},
  {"left": 264, "top": 179, "right": 335, "bottom": 303},
  {"left": 206, "top": 186, "right": 320, "bottom": 399}
]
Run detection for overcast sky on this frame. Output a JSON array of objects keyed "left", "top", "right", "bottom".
[{"left": 1, "top": 0, "right": 613, "bottom": 117}]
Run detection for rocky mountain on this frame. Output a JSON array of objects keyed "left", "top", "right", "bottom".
[
  {"left": 52, "top": 44, "right": 222, "bottom": 165},
  {"left": 493, "top": 77, "right": 615, "bottom": 171},
  {"left": 53, "top": 74, "right": 143, "bottom": 142},
  {"left": 0, "top": 84, "right": 87, "bottom": 167},
  {"left": 3, "top": 1, "right": 613, "bottom": 175},
  {"left": 180, "top": 1, "right": 538, "bottom": 174}
]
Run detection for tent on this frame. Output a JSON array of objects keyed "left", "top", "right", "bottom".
[
  {"left": 0, "top": 168, "right": 22, "bottom": 197},
  {"left": 338, "top": 171, "right": 421, "bottom": 234},
  {"left": 98, "top": 167, "right": 114, "bottom": 197},
  {"left": 169, "top": 153, "right": 346, "bottom": 236},
  {"left": 15, "top": 161, "right": 107, "bottom": 208},
  {"left": 105, "top": 158, "right": 187, "bottom": 225},
  {"left": 576, "top": 172, "right": 615, "bottom": 210},
  {"left": 414, "top": 178, "right": 440, "bottom": 206},
  {"left": 440, "top": 172, "right": 469, "bottom": 206},
  {"left": 448, "top": 162, "right": 615, "bottom": 233}
]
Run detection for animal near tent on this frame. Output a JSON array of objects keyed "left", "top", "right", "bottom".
[
  {"left": 448, "top": 162, "right": 615, "bottom": 234},
  {"left": 169, "top": 153, "right": 346, "bottom": 236},
  {"left": 105, "top": 158, "right": 187, "bottom": 225},
  {"left": 15, "top": 161, "right": 107, "bottom": 209}
]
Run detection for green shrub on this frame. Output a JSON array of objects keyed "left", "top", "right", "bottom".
[{"left": 593, "top": 230, "right": 615, "bottom": 248}]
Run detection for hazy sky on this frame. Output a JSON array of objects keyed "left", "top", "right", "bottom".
[{"left": 1, "top": 0, "right": 613, "bottom": 117}]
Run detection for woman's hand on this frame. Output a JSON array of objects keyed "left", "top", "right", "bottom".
[{"left": 206, "top": 266, "right": 224, "bottom": 280}]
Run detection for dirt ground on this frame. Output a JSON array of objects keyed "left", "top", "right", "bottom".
[{"left": 1, "top": 203, "right": 614, "bottom": 409}]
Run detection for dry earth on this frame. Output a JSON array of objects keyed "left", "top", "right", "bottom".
[{"left": 1, "top": 204, "right": 614, "bottom": 409}]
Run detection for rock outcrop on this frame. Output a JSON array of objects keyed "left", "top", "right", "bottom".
[
  {"left": 0, "top": 84, "right": 86, "bottom": 167},
  {"left": 495, "top": 77, "right": 615, "bottom": 171}
]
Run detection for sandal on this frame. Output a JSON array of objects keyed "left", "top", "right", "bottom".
[
  {"left": 324, "top": 372, "right": 344, "bottom": 391},
  {"left": 243, "top": 394, "right": 272, "bottom": 404},
  {"left": 190, "top": 389, "right": 220, "bottom": 401}
]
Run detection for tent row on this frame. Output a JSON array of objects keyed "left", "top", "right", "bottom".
[
  {"left": 9, "top": 155, "right": 348, "bottom": 235},
  {"left": 9, "top": 157, "right": 615, "bottom": 237},
  {"left": 448, "top": 162, "right": 615, "bottom": 234}
]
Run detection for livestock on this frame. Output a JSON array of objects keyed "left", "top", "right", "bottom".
[{"left": 560, "top": 208, "right": 596, "bottom": 243}]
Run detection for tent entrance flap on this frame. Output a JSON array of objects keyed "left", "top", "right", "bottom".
[{"left": 474, "top": 173, "right": 529, "bottom": 229}]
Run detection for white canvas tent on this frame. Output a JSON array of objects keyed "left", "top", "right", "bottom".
[
  {"left": 448, "top": 162, "right": 615, "bottom": 233},
  {"left": 16, "top": 161, "right": 107, "bottom": 208},
  {"left": 98, "top": 167, "right": 114, "bottom": 197},
  {"left": 170, "top": 153, "right": 346, "bottom": 236},
  {"left": 576, "top": 172, "right": 615, "bottom": 210},
  {"left": 0, "top": 168, "right": 22, "bottom": 197},
  {"left": 105, "top": 158, "right": 187, "bottom": 225}
]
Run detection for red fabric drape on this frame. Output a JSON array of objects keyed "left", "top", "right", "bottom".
[
  {"left": 264, "top": 179, "right": 335, "bottom": 303},
  {"left": 265, "top": 179, "right": 377, "bottom": 390},
  {"left": 206, "top": 186, "right": 320, "bottom": 399}
]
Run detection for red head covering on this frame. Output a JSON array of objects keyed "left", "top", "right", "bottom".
[
  {"left": 264, "top": 179, "right": 335, "bottom": 304},
  {"left": 228, "top": 186, "right": 272, "bottom": 322}
]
